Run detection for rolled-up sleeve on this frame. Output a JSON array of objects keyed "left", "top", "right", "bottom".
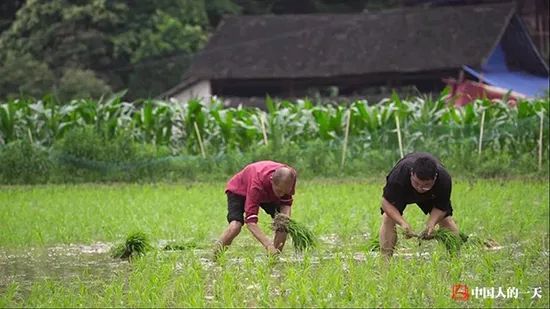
[{"left": 280, "top": 194, "right": 293, "bottom": 206}]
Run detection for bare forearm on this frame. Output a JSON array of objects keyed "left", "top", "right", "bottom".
[
  {"left": 427, "top": 207, "right": 446, "bottom": 227},
  {"left": 382, "top": 198, "right": 407, "bottom": 226},
  {"left": 247, "top": 223, "right": 272, "bottom": 248}
]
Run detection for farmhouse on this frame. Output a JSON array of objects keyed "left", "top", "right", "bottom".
[{"left": 162, "top": 2, "right": 548, "bottom": 105}]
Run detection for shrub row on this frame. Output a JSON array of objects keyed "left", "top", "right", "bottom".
[{"left": 0, "top": 127, "right": 546, "bottom": 184}]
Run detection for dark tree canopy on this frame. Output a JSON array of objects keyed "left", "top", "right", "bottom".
[
  {"left": 0, "top": 0, "right": 25, "bottom": 33},
  {"left": 0, "top": 0, "right": 464, "bottom": 101}
]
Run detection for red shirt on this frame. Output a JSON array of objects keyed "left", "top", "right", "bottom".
[{"left": 226, "top": 161, "right": 296, "bottom": 224}]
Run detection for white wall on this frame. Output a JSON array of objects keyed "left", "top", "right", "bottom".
[{"left": 173, "top": 80, "right": 211, "bottom": 104}]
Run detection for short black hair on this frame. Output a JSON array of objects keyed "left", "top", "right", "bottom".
[{"left": 412, "top": 157, "right": 438, "bottom": 180}]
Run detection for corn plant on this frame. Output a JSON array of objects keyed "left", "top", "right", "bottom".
[
  {"left": 0, "top": 99, "right": 20, "bottom": 144},
  {"left": 132, "top": 99, "right": 174, "bottom": 145},
  {"left": 0, "top": 92, "right": 547, "bottom": 162}
]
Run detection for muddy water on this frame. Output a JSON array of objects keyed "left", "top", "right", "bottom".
[
  {"left": 0, "top": 233, "right": 448, "bottom": 292},
  {"left": 0, "top": 243, "right": 129, "bottom": 293},
  {"left": 0, "top": 236, "right": 521, "bottom": 298}
]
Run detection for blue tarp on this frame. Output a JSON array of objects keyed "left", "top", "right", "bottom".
[{"left": 463, "top": 44, "right": 549, "bottom": 97}]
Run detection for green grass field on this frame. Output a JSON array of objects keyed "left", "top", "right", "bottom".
[{"left": 0, "top": 179, "right": 548, "bottom": 307}]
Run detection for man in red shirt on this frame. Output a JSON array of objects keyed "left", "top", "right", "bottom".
[{"left": 214, "top": 160, "right": 297, "bottom": 256}]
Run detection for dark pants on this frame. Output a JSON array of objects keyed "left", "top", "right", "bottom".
[
  {"left": 226, "top": 191, "right": 279, "bottom": 224},
  {"left": 380, "top": 201, "right": 453, "bottom": 217}
]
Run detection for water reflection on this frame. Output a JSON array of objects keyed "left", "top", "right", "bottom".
[{"left": 0, "top": 243, "right": 129, "bottom": 293}]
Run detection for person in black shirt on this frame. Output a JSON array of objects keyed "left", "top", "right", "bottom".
[{"left": 379, "top": 152, "right": 460, "bottom": 257}]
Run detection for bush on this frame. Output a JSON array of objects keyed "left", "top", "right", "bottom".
[
  {"left": 131, "top": 144, "right": 180, "bottom": 182},
  {"left": 56, "top": 68, "right": 112, "bottom": 102},
  {"left": 0, "top": 52, "right": 55, "bottom": 100},
  {"left": 298, "top": 140, "right": 338, "bottom": 177},
  {"left": 52, "top": 127, "right": 138, "bottom": 182},
  {"left": 0, "top": 140, "right": 51, "bottom": 184},
  {"left": 0, "top": 131, "right": 547, "bottom": 184},
  {"left": 51, "top": 127, "right": 205, "bottom": 183},
  {"left": 55, "top": 126, "right": 135, "bottom": 160}
]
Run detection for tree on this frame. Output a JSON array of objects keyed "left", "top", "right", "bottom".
[
  {"left": 57, "top": 68, "right": 112, "bottom": 102},
  {"left": 0, "top": 0, "right": 25, "bottom": 33},
  {"left": 0, "top": 0, "right": 121, "bottom": 99},
  {"left": 0, "top": 0, "right": 405, "bottom": 101},
  {"left": 0, "top": 1, "right": 119, "bottom": 71},
  {"left": 107, "top": 0, "right": 210, "bottom": 99},
  {"left": 0, "top": 51, "right": 55, "bottom": 99},
  {"left": 0, "top": 0, "right": 213, "bottom": 100},
  {"left": 205, "top": 0, "right": 242, "bottom": 27}
]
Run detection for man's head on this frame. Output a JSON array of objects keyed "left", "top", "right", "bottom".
[
  {"left": 410, "top": 156, "right": 438, "bottom": 193},
  {"left": 271, "top": 167, "right": 295, "bottom": 198}
]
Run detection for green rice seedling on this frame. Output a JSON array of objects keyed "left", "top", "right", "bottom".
[
  {"left": 366, "top": 230, "right": 476, "bottom": 254},
  {"left": 1, "top": 180, "right": 548, "bottom": 307},
  {"left": 459, "top": 231, "right": 469, "bottom": 243},
  {"left": 163, "top": 241, "right": 198, "bottom": 251},
  {"left": 422, "top": 229, "right": 490, "bottom": 254},
  {"left": 111, "top": 231, "right": 151, "bottom": 259},
  {"left": 429, "top": 229, "right": 464, "bottom": 254},
  {"left": 455, "top": 233, "right": 499, "bottom": 249},
  {"left": 456, "top": 232, "right": 485, "bottom": 247},
  {"left": 288, "top": 220, "right": 317, "bottom": 252},
  {"left": 366, "top": 233, "right": 380, "bottom": 252},
  {"left": 272, "top": 213, "right": 316, "bottom": 252}
]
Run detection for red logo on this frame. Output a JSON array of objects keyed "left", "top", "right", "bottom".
[{"left": 451, "top": 284, "right": 470, "bottom": 301}]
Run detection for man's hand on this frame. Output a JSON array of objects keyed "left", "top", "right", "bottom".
[
  {"left": 382, "top": 198, "right": 415, "bottom": 238},
  {"left": 419, "top": 224, "right": 435, "bottom": 240},
  {"left": 272, "top": 205, "right": 291, "bottom": 252},
  {"left": 399, "top": 222, "right": 416, "bottom": 239}
]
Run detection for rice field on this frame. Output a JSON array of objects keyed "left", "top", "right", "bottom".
[{"left": 0, "top": 179, "right": 548, "bottom": 307}]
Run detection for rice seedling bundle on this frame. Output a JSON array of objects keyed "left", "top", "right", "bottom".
[
  {"left": 366, "top": 234, "right": 381, "bottom": 252},
  {"left": 272, "top": 213, "right": 316, "bottom": 252},
  {"left": 111, "top": 231, "right": 151, "bottom": 259},
  {"left": 429, "top": 229, "right": 465, "bottom": 253},
  {"left": 366, "top": 230, "right": 477, "bottom": 254}
]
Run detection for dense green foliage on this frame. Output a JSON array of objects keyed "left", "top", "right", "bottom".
[
  {"left": 0, "top": 0, "right": 212, "bottom": 100},
  {"left": 0, "top": 0, "right": 399, "bottom": 101},
  {"left": 0, "top": 93, "right": 547, "bottom": 183}
]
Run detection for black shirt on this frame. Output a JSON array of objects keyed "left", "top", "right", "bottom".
[{"left": 383, "top": 152, "right": 452, "bottom": 211}]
